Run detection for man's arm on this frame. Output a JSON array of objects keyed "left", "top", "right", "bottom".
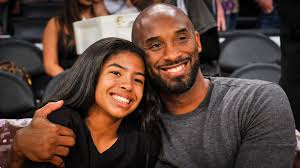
[
  {"left": 5, "top": 101, "right": 76, "bottom": 168},
  {"left": 235, "top": 83, "right": 296, "bottom": 168}
]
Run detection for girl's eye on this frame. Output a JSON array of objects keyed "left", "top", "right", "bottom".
[
  {"left": 111, "top": 71, "right": 121, "bottom": 76},
  {"left": 134, "top": 79, "right": 144, "bottom": 84}
]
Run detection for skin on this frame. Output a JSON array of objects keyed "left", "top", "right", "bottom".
[
  {"left": 256, "top": 0, "right": 274, "bottom": 13},
  {"left": 92, "top": 0, "right": 109, "bottom": 16},
  {"left": 0, "top": 0, "right": 8, "bottom": 3},
  {"left": 85, "top": 52, "right": 145, "bottom": 153},
  {"left": 8, "top": 4, "right": 210, "bottom": 167},
  {"left": 216, "top": 0, "right": 226, "bottom": 31}
]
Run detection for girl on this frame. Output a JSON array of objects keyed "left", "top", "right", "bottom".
[{"left": 26, "top": 37, "right": 162, "bottom": 167}]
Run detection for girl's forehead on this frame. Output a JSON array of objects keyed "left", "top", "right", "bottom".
[{"left": 103, "top": 52, "right": 145, "bottom": 70}]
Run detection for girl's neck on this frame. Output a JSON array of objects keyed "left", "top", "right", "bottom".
[{"left": 85, "top": 105, "right": 122, "bottom": 153}]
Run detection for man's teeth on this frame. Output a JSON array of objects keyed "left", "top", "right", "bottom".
[
  {"left": 166, "top": 64, "right": 185, "bottom": 73},
  {"left": 112, "top": 94, "right": 130, "bottom": 104}
]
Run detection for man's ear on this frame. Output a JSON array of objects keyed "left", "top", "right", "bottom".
[{"left": 195, "top": 31, "right": 202, "bottom": 53}]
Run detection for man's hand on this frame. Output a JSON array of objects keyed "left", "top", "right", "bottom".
[{"left": 9, "top": 100, "right": 75, "bottom": 168}]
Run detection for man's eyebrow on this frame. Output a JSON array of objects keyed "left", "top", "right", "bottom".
[
  {"left": 108, "top": 63, "right": 145, "bottom": 76},
  {"left": 176, "top": 28, "right": 189, "bottom": 34},
  {"left": 145, "top": 36, "right": 159, "bottom": 45},
  {"left": 145, "top": 28, "right": 189, "bottom": 45}
]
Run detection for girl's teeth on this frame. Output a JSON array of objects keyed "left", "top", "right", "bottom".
[{"left": 112, "top": 95, "right": 130, "bottom": 104}]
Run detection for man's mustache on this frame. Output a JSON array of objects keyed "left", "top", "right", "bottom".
[{"left": 158, "top": 56, "right": 191, "bottom": 68}]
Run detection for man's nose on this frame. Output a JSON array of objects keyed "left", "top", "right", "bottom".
[{"left": 164, "top": 43, "right": 182, "bottom": 60}]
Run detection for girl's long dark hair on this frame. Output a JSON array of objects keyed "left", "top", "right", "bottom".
[{"left": 46, "top": 37, "right": 164, "bottom": 163}]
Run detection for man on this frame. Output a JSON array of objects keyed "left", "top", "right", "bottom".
[{"left": 7, "top": 4, "right": 296, "bottom": 168}]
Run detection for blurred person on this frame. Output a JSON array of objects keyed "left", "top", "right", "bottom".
[
  {"left": 0, "top": 0, "right": 8, "bottom": 34},
  {"left": 8, "top": 4, "right": 296, "bottom": 168},
  {"left": 103, "top": 0, "right": 138, "bottom": 14},
  {"left": 43, "top": 0, "right": 138, "bottom": 77},
  {"left": 221, "top": 0, "right": 239, "bottom": 30},
  {"left": 7, "top": 37, "right": 162, "bottom": 168},
  {"left": 131, "top": 0, "right": 225, "bottom": 76},
  {"left": 256, "top": 0, "right": 280, "bottom": 29},
  {"left": 43, "top": 0, "right": 108, "bottom": 77},
  {"left": 279, "top": 1, "right": 300, "bottom": 131}
]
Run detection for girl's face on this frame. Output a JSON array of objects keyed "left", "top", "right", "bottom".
[{"left": 93, "top": 51, "right": 145, "bottom": 120}]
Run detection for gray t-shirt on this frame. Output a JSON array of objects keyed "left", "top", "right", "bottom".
[{"left": 155, "top": 77, "right": 296, "bottom": 168}]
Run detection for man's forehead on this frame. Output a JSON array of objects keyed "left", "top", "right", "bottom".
[
  {"left": 146, "top": 4, "right": 177, "bottom": 16},
  {"left": 132, "top": 3, "right": 192, "bottom": 46},
  {"left": 137, "top": 16, "right": 191, "bottom": 39}
]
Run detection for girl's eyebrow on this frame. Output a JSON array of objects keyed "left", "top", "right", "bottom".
[{"left": 108, "top": 63, "right": 145, "bottom": 77}]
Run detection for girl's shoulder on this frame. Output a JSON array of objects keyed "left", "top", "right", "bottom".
[{"left": 47, "top": 105, "right": 83, "bottom": 128}]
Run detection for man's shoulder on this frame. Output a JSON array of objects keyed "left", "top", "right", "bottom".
[
  {"left": 209, "top": 77, "right": 286, "bottom": 101},
  {"left": 210, "top": 77, "right": 278, "bottom": 89}
]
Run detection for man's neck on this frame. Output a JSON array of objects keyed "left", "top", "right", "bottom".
[{"left": 160, "top": 71, "right": 210, "bottom": 115}]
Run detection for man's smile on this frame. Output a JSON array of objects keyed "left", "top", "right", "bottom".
[{"left": 159, "top": 59, "right": 190, "bottom": 77}]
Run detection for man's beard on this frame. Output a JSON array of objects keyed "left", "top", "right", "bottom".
[{"left": 149, "top": 58, "right": 199, "bottom": 95}]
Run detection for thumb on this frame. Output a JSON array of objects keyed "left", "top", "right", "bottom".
[{"left": 34, "top": 100, "right": 64, "bottom": 118}]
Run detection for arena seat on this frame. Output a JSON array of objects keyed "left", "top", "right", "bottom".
[
  {"left": 0, "top": 38, "right": 50, "bottom": 100},
  {"left": 219, "top": 31, "right": 281, "bottom": 75},
  {"left": 0, "top": 71, "right": 36, "bottom": 118},
  {"left": 230, "top": 63, "right": 281, "bottom": 84}
]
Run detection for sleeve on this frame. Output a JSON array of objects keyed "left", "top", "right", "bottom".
[
  {"left": 234, "top": 83, "right": 296, "bottom": 168},
  {"left": 23, "top": 160, "right": 55, "bottom": 168}
]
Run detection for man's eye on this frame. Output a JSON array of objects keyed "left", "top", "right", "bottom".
[
  {"left": 149, "top": 43, "right": 162, "bottom": 50},
  {"left": 111, "top": 71, "right": 121, "bottom": 76},
  {"left": 179, "top": 36, "right": 187, "bottom": 41}
]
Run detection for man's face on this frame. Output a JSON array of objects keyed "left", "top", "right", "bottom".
[{"left": 135, "top": 12, "right": 202, "bottom": 94}]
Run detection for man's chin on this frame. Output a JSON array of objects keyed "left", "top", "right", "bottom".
[{"left": 152, "top": 77, "right": 193, "bottom": 94}]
